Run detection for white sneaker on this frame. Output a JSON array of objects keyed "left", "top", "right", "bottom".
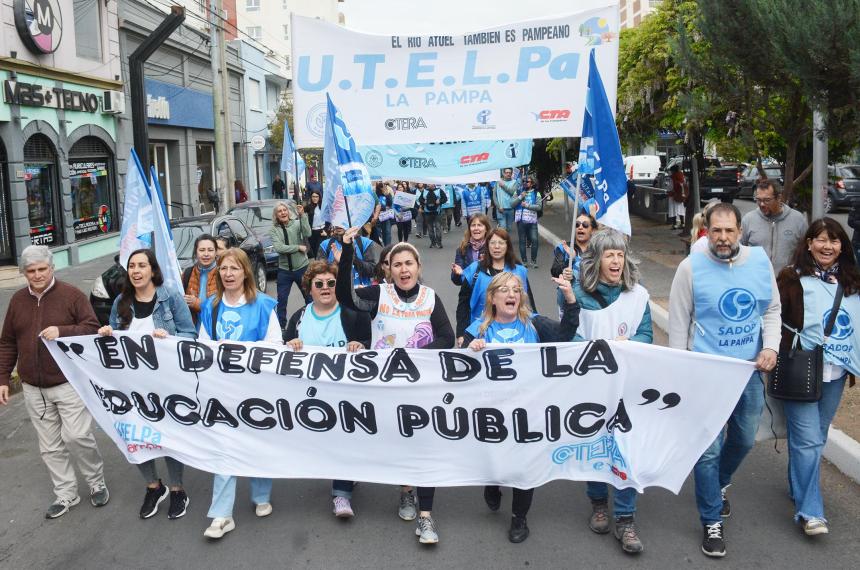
[
  {"left": 203, "top": 517, "right": 235, "bottom": 539},
  {"left": 803, "top": 517, "right": 829, "bottom": 536},
  {"left": 255, "top": 502, "right": 273, "bottom": 517}
]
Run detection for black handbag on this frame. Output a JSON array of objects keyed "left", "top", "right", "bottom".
[{"left": 768, "top": 283, "right": 843, "bottom": 402}]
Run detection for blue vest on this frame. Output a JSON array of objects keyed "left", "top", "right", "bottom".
[
  {"left": 466, "top": 317, "right": 540, "bottom": 344},
  {"left": 515, "top": 190, "right": 539, "bottom": 224},
  {"left": 320, "top": 237, "right": 372, "bottom": 287},
  {"left": 800, "top": 276, "right": 860, "bottom": 377},
  {"left": 691, "top": 247, "right": 772, "bottom": 360},
  {"left": 463, "top": 262, "right": 530, "bottom": 324},
  {"left": 463, "top": 186, "right": 484, "bottom": 216},
  {"left": 200, "top": 294, "right": 277, "bottom": 341},
  {"left": 441, "top": 185, "right": 455, "bottom": 209}
]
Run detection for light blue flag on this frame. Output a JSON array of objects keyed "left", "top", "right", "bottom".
[
  {"left": 280, "top": 122, "right": 306, "bottom": 183},
  {"left": 118, "top": 149, "right": 183, "bottom": 296},
  {"left": 577, "top": 50, "right": 630, "bottom": 234},
  {"left": 149, "top": 166, "right": 183, "bottom": 294},
  {"left": 321, "top": 94, "right": 377, "bottom": 228}
]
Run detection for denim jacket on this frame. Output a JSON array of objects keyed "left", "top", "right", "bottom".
[{"left": 109, "top": 287, "right": 197, "bottom": 338}]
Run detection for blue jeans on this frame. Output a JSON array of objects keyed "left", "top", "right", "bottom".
[
  {"left": 586, "top": 482, "right": 638, "bottom": 517},
  {"left": 378, "top": 219, "right": 392, "bottom": 246},
  {"left": 207, "top": 474, "right": 273, "bottom": 519},
  {"left": 276, "top": 266, "right": 308, "bottom": 329},
  {"left": 498, "top": 209, "right": 516, "bottom": 231},
  {"left": 784, "top": 375, "right": 846, "bottom": 521},
  {"left": 332, "top": 480, "right": 355, "bottom": 499},
  {"left": 693, "top": 372, "right": 765, "bottom": 524},
  {"left": 517, "top": 222, "right": 538, "bottom": 264}
]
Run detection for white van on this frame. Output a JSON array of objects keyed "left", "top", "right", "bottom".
[{"left": 623, "top": 155, "right": 662, "bottom": 185}]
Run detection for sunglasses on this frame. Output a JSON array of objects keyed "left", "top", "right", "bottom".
[
  {"left": 312, "top": 279, "right": 336, "bottom": 289},
  {"left": 575, "top": 221, "right": 592, "bottom": 228}
]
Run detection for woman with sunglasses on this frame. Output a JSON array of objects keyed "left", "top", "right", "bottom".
[
  {"left": 284, "top": 260, "right": 371, "bottom": 519},
  {"left": 463, "top": 271, "right": 579, "bottom": 543},
  {"left": 99, "top": 249, "right": 196, "bottom": 521},
  {"left": 455, "top": 228, "right": 535, "bottom": 344},
  {"left": 551, "top": 213, "right": 597, "bottom": 317},
  {"left": 198, "top": 248, "right": 281, "bottom": 540},
  {"left": 336, "top": 228, "right": 455, "bottom": 545}
]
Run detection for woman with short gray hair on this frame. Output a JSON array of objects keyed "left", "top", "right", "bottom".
[{"left": 573, "top": 228, "right": 653, "bottom": 555}]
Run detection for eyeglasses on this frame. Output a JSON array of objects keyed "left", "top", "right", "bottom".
[
  {"left": 575, "top": 221, "right": 592, "bottom": 228},
  {"left": 754, "top": 196, "right": 775, "bottom": 204},
  {"left": 497, "top": 286, "right": 523, "bottom": 294},
  {"left": 312, "top": 279, "right": 336, "bottom": 289}
]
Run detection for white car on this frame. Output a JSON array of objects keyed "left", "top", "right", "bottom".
[{"left": 623, "top": 155, "right": 662, "bottom": 185}]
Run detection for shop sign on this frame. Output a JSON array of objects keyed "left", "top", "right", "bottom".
[
  {"left": 69, "top": 161, "right": 108, "bottom": 178},
  {"left": 144, "top": 79, "right": 213, "bottom": 130},
  {"left": 4, "top": 80, "right": 101, "bottom": 113},
  {"left": 13, "top": 0, "right": 63, "bottom": 55},
  {"left": 30, "top": 224, "right": 55, "bottom": 245},
  {"left": 73, "top": 205, "right": 111, "bottom": 239}
]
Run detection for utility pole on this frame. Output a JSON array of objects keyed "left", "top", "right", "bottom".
[
  {"left": 811, "top": 109, "right": 827, "bottom": 220},
  {"left": 209, "top": 0, "right": 236, "bottom": 211}
]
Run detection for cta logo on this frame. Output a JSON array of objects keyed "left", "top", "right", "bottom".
[
  {"left": 460, "top": 152, "right": 490, "bottom": 166},
  {"left": 532, "top": 109, "right": 571, "bottom": 122},
  {"left": 399, "top": 157, "right": 437, "bottom": 169},
  {"left": 718, "top": 288, "right": 756, "bottom": 322},
  {"left": 823, "top": 308, "right": 854, "bottom": 340},
  {"left": 385, "top": 117, "right": 427, "bottom": 130},
  {"left": 364, "top": 149, "right": 383, "bottom": 168}
]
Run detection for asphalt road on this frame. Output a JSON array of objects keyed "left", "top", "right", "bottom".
[{"left": 1, "top": 203, "right": 858, "bottom": 569}]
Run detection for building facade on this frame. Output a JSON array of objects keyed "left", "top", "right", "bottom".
[
  {"left": 118, "top": 0, "right": 247, "bottom": 218},
  {"left": 0, "top": 0, "right": 124, "bottom": 268},
  {"left": 619, "top": 0, "right": 661, "bottom": 30}
]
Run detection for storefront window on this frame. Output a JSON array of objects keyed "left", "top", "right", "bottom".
[
  {"left": 70, "top": 161, "right": 113, "bottom": 239},
  {"left": 25, "top": 164, "right": 59, "bottom": 246}
]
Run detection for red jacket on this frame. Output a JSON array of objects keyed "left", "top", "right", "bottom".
[{"left": 0, "top": 280, "right": 100, "bottom": 388}]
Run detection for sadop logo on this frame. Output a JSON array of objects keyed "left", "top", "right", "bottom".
[
  {"left": 216, "top": 310, "right": 244, "bottom": 340},
  {"left": 718, "top": 288, "right": 756, "bottom": 322},
  {"left": 823, "top": 308, "right": 854, "bottom": 340},
  {"left": 364, "top": 149, "right": 383, "bottom": 168},
  {"left": 305, "top": 102, "right": 327, "bottom": 138}
]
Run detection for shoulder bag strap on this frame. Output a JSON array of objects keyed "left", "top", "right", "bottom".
[{"left": 823, "top": 283, "right": 844, "bottom": 339}]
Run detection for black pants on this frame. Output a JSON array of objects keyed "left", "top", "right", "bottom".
[
  {"left": 396, "top": 221, "right": 411, "bottom": 242},
  {"left": 485, "top": 486, "right": 534, "bottom": 517},
  {"left": 417, "top": 486, "right": 435, "bottom": 511},
  {"left": 309, "top": 229, "right": 324, "bottom": 259}
]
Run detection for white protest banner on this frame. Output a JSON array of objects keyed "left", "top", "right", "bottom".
[
  {"left": 291, "top": 4, "right": 620, "bottom": 147},
  {"left": 392, "top": 191, "right": 417, "bottom": 209},
  {"left": 46, "top": 335, "right": 754, "bottom": 492}
]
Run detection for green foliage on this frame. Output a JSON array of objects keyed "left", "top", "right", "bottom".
[{"left": 267, "top": 96, "right": 294, "bottom": 153}]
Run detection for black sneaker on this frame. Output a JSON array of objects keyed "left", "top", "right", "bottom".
[
  {"left": 721, "top": 486, "right": 731, "bottom": 518},
  {"left": 167, "top": 489, "right": 189, "bottom": 520},
  {"left": 508, "top": 515, "right": 530, "bottom": 543},
  {"left": 702, "top": 522, "right": 726, "bottom": 558},
  {"left": 483, "top": 486, "right": 502, "bottom": 512},
  {"left": 140, "top": 481, "right": 169, "bottom": 519}
]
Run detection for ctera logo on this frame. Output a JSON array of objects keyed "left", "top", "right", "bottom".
[
  {"left": 399, "top": 157, "right": 437, "bottom": 169},
  {"left": 718, "top": 288, "right": 757, "bottom": 322},
  {"left": 823, "top": 308, "right": 854, "bottom": 340},
  {"left": 385, "top": 117, "right": 427, "bottom": 131},
  {"left": 460, "top": 152, "right": 490, "bottom": 166},
  {"left": 532, "top": 109, "right": 571, "bottom": 122}
]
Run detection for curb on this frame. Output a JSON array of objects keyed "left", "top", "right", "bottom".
[{"left": 537, "top": 218, "right": 860, "bottom": 485}]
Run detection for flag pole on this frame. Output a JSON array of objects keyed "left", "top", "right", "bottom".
[
  {"left": 568, "top": 169, "right": 582, "bottom": 271},
  {"left": 293, "top": 148, "right": 301, "bottom": 202}
]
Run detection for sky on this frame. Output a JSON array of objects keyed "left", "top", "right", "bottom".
[{"left": 340, "top": 0, "right": 616, "bottom": 33}]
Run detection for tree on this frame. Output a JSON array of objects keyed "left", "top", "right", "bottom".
[{"left": 267, "top": 95, "right": 293, "bottom": 155}]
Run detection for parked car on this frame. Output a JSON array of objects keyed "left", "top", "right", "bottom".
[
  {"left": 655, "top": 156, "right": 741, "bottom": 204},
  {"left": 623, "top": 155, "right": 662, "bottom": 185},
  {"left": 825, "top": 164, "right": 860, "bottom": 213},
  {"left": 226, "top": 199, "right": 297, "bottom": 273},
  {"left": 89, "top": 215, "right": 267, "bottom": 325},
  {"left": 737, "top": 164, "right": 785, "bottom": 198}
]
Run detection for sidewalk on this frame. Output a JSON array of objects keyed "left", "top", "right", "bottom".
[{"left": 538, "top": 196, "right": 860, "bottom": 485}]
